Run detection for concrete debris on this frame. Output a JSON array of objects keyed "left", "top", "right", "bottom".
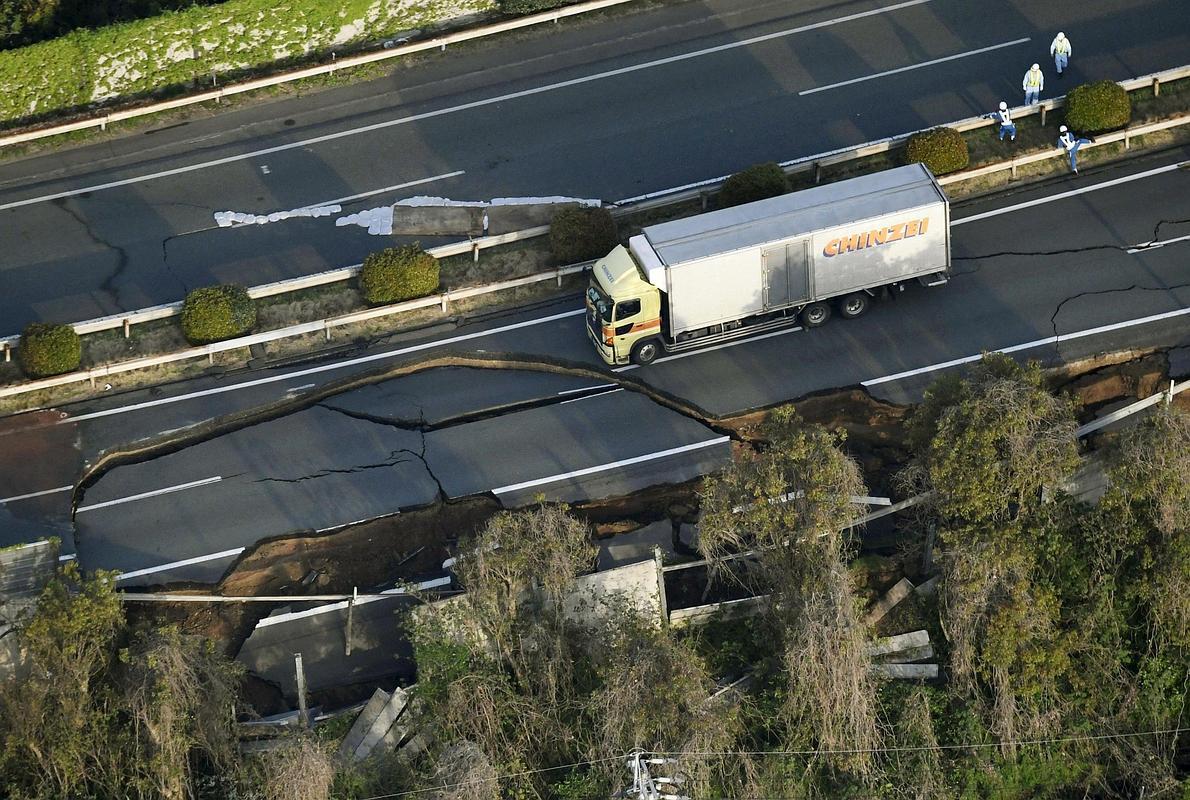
[
  {"left": 338, "top": 688, "right": 391, "bottom": 760},
  {"left": 914, "top": 575, "right": 940, "bottom": 598},
  {"left": 339, "top": 686, "right": 416, "bottom": 762},
  {"left": 863, "top": 577, "right": 914, "bottom": 626},
  {"left": 873, "top": 663, "right": 939, "bottom": 680},
  {"left": 335, "top": 205, "right": 394, "bottom": 235},
  {"left": 213, "top": 205, "right": 341, "bottom": 227},
  {"left": 867, "top": 629, "right": 929, "bottom": 659},
  {"left": 880, "top": 644, "right": 934, "bottom": 664}
]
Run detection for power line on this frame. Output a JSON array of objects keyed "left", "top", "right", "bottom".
[{"left": 353, "top": 727, "right": 1187, "bottom": 800}]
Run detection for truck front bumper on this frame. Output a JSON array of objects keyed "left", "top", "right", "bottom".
[{"left": 586, "top": 323, "right": 628, "bottom": 366}]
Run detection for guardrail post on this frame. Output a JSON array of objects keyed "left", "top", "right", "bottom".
[
  {"left": 556, "top": 268, "right": 563, "bottom": 288},
  {"left": 1010, "top": 160, "right": 1017, "bottom": 179},
  {"left": 440, "top": 294, "right": 449, "bottom": 313},
  {"left": 699, "top": 191, "right": 708, "bottom": 211},
  {"left": 471, "top": 240, "right": 480, "bottom": 263},
  {"left": 1153, "top": 77, "right": 1160, "bottom": 97},
  {"left": 1125, "top": 129, "right": 1131, "bottom": 149},
  {"left": 324, "top": 322, "right": 332, "bottom": 342},
  {"left": 123, "top": 318, "right": 130, "bottom": 338},
  {"left": 3, "top": 343, "right": 9, "bottom": 363},
  {"left": 1166, "top": 379, "right": 1175, "bottom": 405},
  {"left": 814, "top": 162, "right": 822, "bottom": 184},
  {"left": 1040, "top": 106, "right": 1047, "bottom": 126}
]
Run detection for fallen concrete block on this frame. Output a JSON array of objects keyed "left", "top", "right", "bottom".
[
  {"left": 867, "top": 630, "right": 929, "bottom": 658},
  {"left": 914, "top": 575, "right": 940, "bottom": 598},
  {"left": 880, "top": 644, "right": 934, "bottom": 664},
  {"left": 874, "top": 663, "right": 939, "bottom": 680},
  {"left": 354, "top": 687, "right": 410, "bottom": 761},
  {"left": 864, "top": 577, "right": 915, "bottom": 626},
  {"left": 338, "top": 689, "right": 389, "bottom": 761}
]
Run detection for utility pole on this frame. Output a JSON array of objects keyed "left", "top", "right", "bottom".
[{"left": 615, "top": 750, "right": 689, "bottom": 800}]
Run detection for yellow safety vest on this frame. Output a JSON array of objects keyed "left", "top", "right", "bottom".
[
  {"left": 1025, "top": 70, "right": 1042, "bottom": 88},
  {"left": 1054, "top": 39, "right": 1070, "bottom": 55}
]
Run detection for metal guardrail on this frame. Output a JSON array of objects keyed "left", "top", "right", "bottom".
[
  {"left": 1075, "top": 378, "right": 1189, "bottom": 436},
  {"left": 3, "top": 66, "right": 1188, "bottom": 397},
  {"left": 0, "top": 0, "right": 638, "bottom": 148}
]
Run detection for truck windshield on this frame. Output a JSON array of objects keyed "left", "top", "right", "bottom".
[{"left": 586, "top": 285, "right": 614, "bottom": 322}]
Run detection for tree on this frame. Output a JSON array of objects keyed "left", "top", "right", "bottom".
[{"left": 699, "top": 408, "right": 881, "bottom": 776}]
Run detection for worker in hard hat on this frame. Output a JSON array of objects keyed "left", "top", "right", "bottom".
[
  {"left": 986, "top": 101, "right": 1016, "bottom": 141},
  {"left": 1050, "top": 32, "right": 1072, "bottom": 76},
  {"left": 1023, "top": 63, "right": 1044, "bottom": 105},
  {"left": 1058, "top": 125, "right": 1091, "bottom": 173}
]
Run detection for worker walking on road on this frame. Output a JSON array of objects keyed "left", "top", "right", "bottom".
[
  {"left": 1050, "top": 32, "right": 1072, "bottom": 76},
  {"left": 1058, "top": 125, "right": 1092, "bottom": 173},
  {"left": 987, "top": 101, "right": 1016, "bottom": 141},
  {"left": 1023, "top": 63, "right": 1044, "bottom": 105}
]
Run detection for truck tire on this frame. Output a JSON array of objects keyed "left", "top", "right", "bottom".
[
  {"left": 801, "top": 301, "right": 831, "bottom": 328},
  {"left": 631, "top": 338, "right": 661, "bottom": 365},
  {"left": 838, "top": 292, "right": 870, "bottom": 319}
]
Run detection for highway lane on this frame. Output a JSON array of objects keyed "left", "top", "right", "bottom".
[
  {"left": 2, "top": 0, "right": 1188, "bottom": 328},
  {"left": 2, "top": 149, "right": 1188, "bottom": 576}
]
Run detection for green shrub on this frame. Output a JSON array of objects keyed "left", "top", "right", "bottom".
[
  {"left": 718, "top": 162, "right": 788, "bottom": 208},
  {"left": 1064, "top": 80, "right": 1131, "bottom": 133},
  {"left": 180, "top": 284, "right": 256, "bottom": 344},
  {"left": 359, "top": 245, "right": 440, "bottom": 305},
  {"left": 549, "top": 206, "right": 618, "bottom": 265},
  {"left": 498, "top": 0, "right": 569, "bottom": 12},
  {"left": 904, "top": 127, "right": 969, "bottom": 175},
  {"left": 18, "top": 322, "right": 81, "bottom": 378}
]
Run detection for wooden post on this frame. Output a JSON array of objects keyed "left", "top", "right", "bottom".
[
  {"left": 294, "top": 653, "right": 309, "bottom": 728},
  {"left": 345, "top": 587, "right": 357, "bottom": 656}
]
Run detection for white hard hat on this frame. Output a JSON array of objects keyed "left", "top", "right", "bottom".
[
  {"left": 1032, "top": 63, "right": 1040, "bottom": 70},
  {"left": 1057, "top": 31, "right": 1065, "bottom": 39},
  {"left": 1060, "top": 125, "right": 1068, "bottom": 132},
  {"left": 999, "top": 101, "right": 1007, "bottom": 110}
]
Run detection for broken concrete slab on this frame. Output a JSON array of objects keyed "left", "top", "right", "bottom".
[
  {"left": 354, "top": 686, "right": 410, "bottom": 761},
  {"left": 914, "top": 575, "right": 940, "bottom": 598},
  {"left": 339, "top": 689, "right": 390, "bottom": 760},
  {"left": 867, "top": 630, "right": 930, "bottom": 658},
  {"left": 874, "top": 663, "right": 939, "bottom": 680},
  {"left": 863, "top": 577, "right": 914, "bottom": 626},
  {"left": 881, "top": 644, "right": 935, "bottom": 664}
]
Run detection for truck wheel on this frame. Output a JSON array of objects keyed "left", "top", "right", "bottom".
[
  {"left": 839, "top": 292, "right": 870, "bottom": 319},
  {"left": 631, "top": 339, "right": 660, "bottom": 365},
  {"left": 801, "top": 301, "right": 831, "bottom": 328}
]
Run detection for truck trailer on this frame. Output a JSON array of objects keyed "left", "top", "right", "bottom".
[{"left": 586, "top": 162, "right": 951, "bottom": 366}]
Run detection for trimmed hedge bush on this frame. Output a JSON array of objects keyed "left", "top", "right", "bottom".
[
  {"left": 904, "top": 127, "right": 969, "bottom": 175},
  {"left": 180, "top": 284, "right": 257, "bottom": 344},
  {"left": 359, "top": 245, "right": 441, "bottom": 305},
  {"left": 1064, "top": 80, "right": 1131, "bottom": 133},
  {"left": 18, "top": 322, "right": 81, "bottom": 378},
  {"left": 718, "top": 162, "right": 788, "bottom": 208},
  {"left": 549, "top": 206, "right": 618, "bottom": 265}
]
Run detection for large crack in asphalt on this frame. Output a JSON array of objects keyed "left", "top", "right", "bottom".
[
  {"left": 1049, "top": 280, "right": 1190, "bottom": 359},
  {"left": 52, "top": 199, "right": 131, "bottom": 308}
]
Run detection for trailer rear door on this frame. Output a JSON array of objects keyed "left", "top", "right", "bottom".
[{"left": 763, "top": 240, "right": 811, "bottom": 309}]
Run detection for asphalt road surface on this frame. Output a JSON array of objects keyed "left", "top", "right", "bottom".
[
  {"left": 1, "top": 146, "right": 1188, "bottom": 584},
  {"left": 1, "top": 0, "right": 1188, "bottom": 328}
]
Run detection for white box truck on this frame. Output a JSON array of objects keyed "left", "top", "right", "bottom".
[{"left": 586, "top": 163, "right": 951, "bottom": 365}]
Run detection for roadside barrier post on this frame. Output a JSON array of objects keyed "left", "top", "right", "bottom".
[{"left": 295, "top": 653, "right": 309, "bottom": 727}]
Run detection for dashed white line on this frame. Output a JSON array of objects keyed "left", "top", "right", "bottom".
[
  {"left": 76, "top": 476, "right": 222, "bottom": 514},
  {"left": 799, "top": 38, "right": 1030, "bottom": 95},
  {"left": 0, "top": 0, "right": 931, "bottom": 211},
  {"left": 559, "top": 388, "right": 624, "bottom": 404},
  {"left": 1127, "top": 233, "right": 1190, "bottom": 254},
  {"left": 951, "top": 162, "right": 1186, "bottom": 226},
  {"left": 861, "top": 306, "right": 1190, "bottom": 387},
  {"left": 492, "top": 437, "right": 730, "bottom": 495},
  {"left": 63, "top": 308, "right": 586, "bottom": 423},
  {"left": 556, "top": 383, "right": 618, "bottom": 395},
  {"left": 114, "top": 546, "right": 246, "bottom": 582},
  {"left": 0, "top": 484, "right": 71, "bottom": 504},
  {"left": 300, "top": 171, "right": 465, "bottom": 209}
]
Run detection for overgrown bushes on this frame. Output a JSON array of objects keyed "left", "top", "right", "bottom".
[
  {"left": 904, "top": 127, "right": 969, "bottom": 175},
  {"left": 180, "top": 284, "right": 256, "bottom": 344},
  {"left": 18, "top": 322, "right": 80, "bottom": 377},
  {"left": 0, "top": 0, "right": 495, "bottom": 123},
  {"left": 1064, "top": 79, "right": 1131, "bottom": 133},
  {"left": 549, "top": 206, "right": 618, "bottom": 264},
  {"left": 718, "top": 162, "right": 788, "bottom": 208},
  {"left": 359, "top": 245, "right": 440, "bottom": 305}
]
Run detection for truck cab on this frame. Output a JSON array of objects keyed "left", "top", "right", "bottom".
[{"left": 585, "top": 245, "right": 663, "bottom": 366}]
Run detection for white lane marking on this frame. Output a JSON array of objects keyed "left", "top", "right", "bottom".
[
  {"left": 492, "top": 436, "right": 730, "bottom": 495},
  {"left": 952, "top": 162, "right": 1185, "bottom": 226},
  {"left": 59, "top": 553, "right": 76, "bottom": 562},
  {"left": 0, "top": 484, "right": 71, "bottom": 504},
  {"left": 76, "top": 475, "right": 222, "bottom": 514},
  {"left": 64, "top": 308, "right": 586, "bottom": 423},
  {"left": 559, "top": 387, "right": 623, "bottom": 404},
  {"left": 254, "top": 576, "right": 452, "bottom": 628},
  {"left": 114, "top": 546, "right": 246, "bottom": 582},
  {"left": 556, "top": 383, "right": 618, "bottom": 395},
  {"left": 300, "top": 171, "right": 466, "bottom": 209},
  {"left": 862, "top": 306, "right": 1190, "bottom": 387},
  {"left": 799, "top": 37, "right": 1030, "bottom": 95},
  {"left": 615, "top": 326, "right": 803, "bottom": 372},
  {"left": 286, "top": 383, "right": 317, "bottom": 393},
  {"left": 1127, "top": 233, "right": 1190, "bottom": 254},
  {"left": 0, "top": 0, "right": 932, "bottom": 211}
]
